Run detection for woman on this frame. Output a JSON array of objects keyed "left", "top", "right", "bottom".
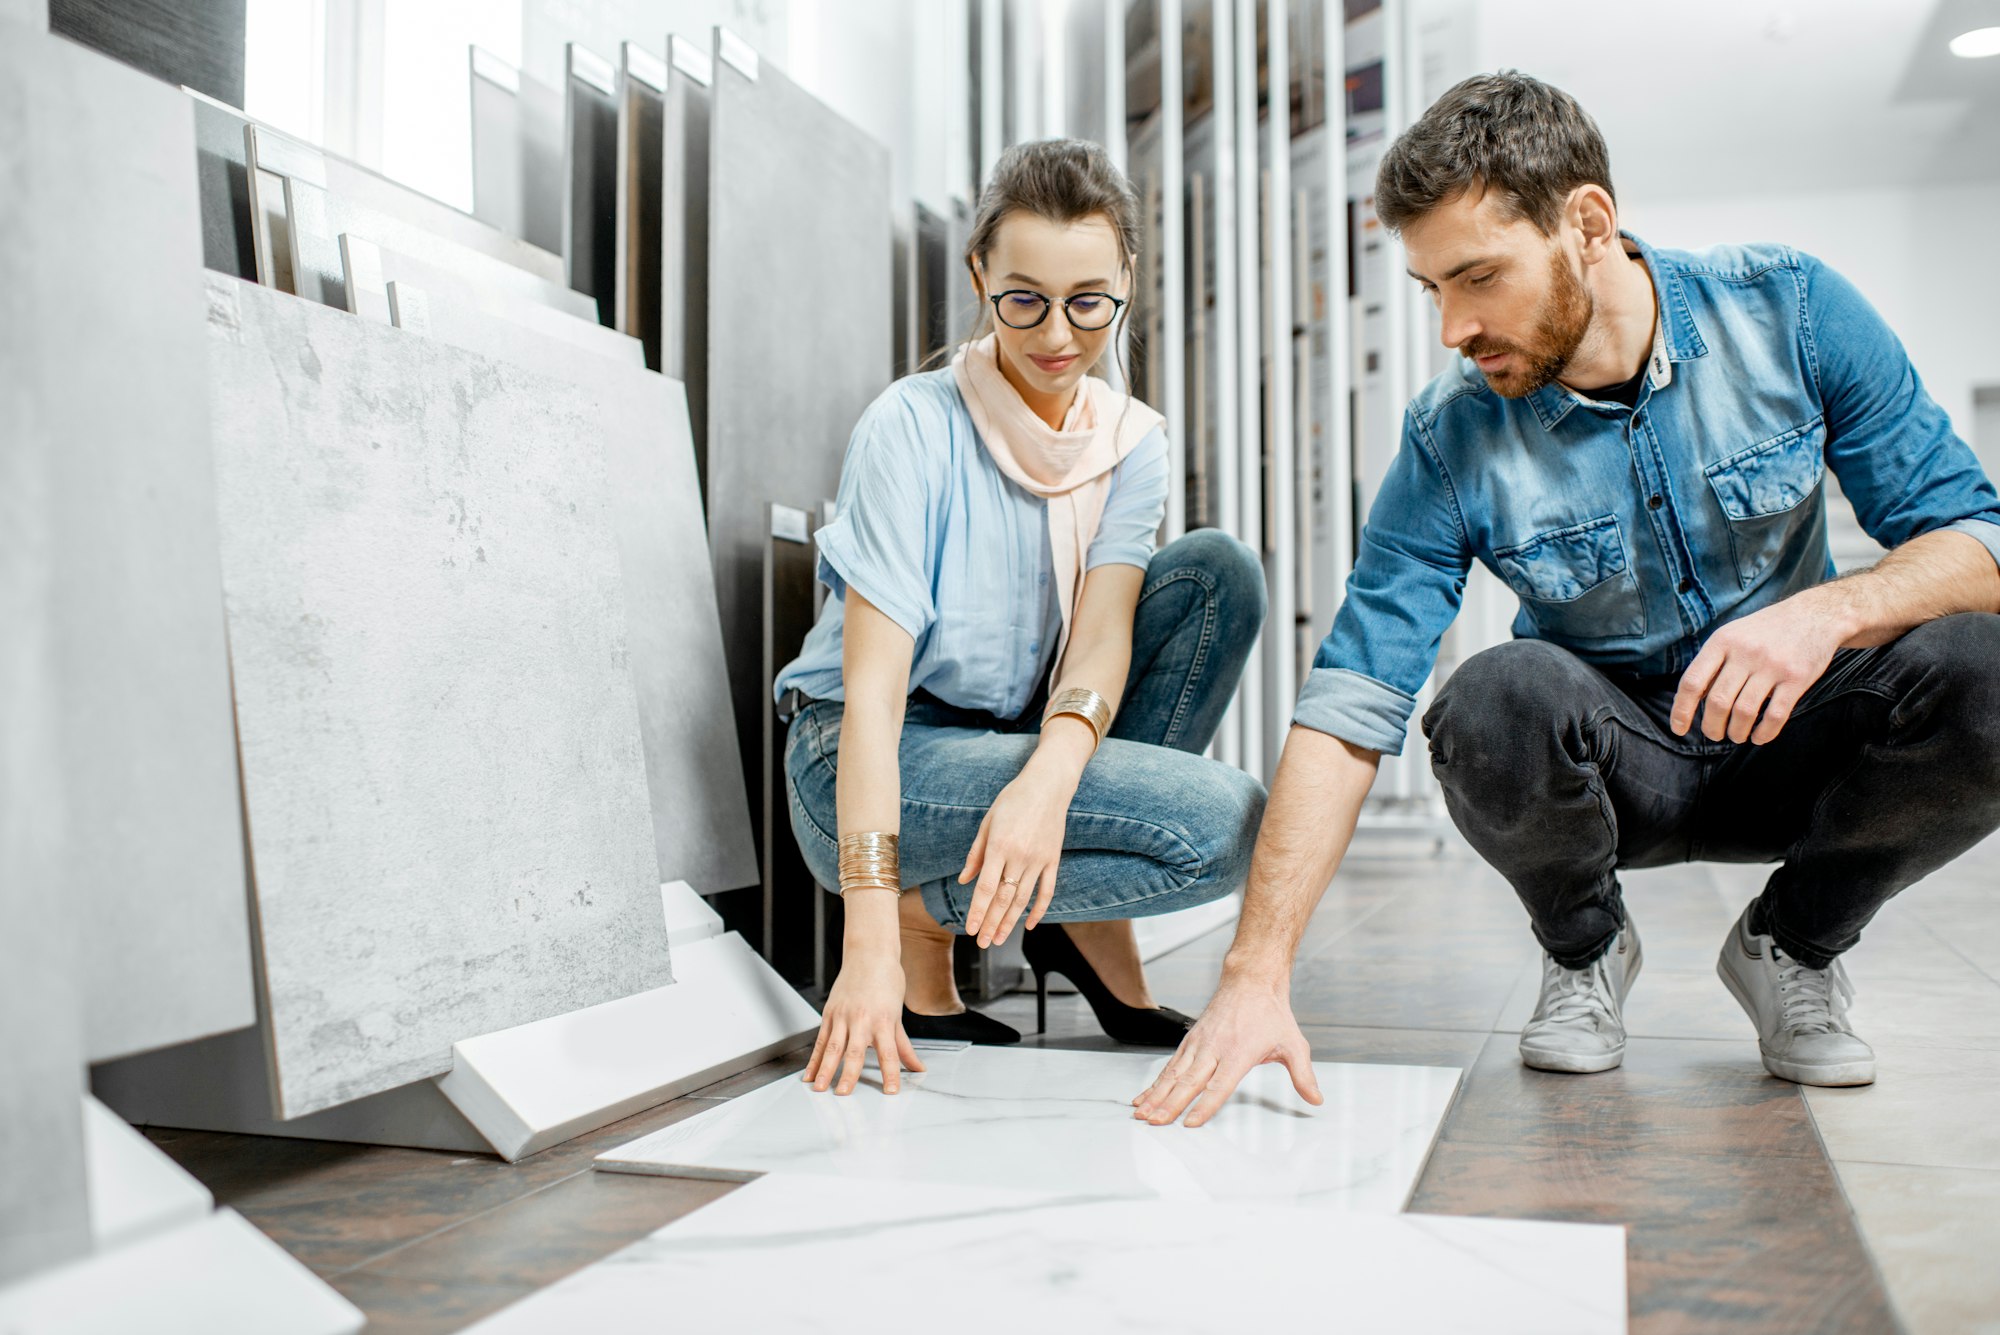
[{"left": 775, "top": 138, "right": 1267, "bottom": 1098}]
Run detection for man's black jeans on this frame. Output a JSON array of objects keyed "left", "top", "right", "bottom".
[{"left": 1420, "top": 613, "right": 2000, "bottom": 970}]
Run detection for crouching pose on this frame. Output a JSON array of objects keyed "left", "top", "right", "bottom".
[
  {"left": 777, "top": 139, "right": 1268, "bottom": 1096},
  {"left": 1135, "top": 72, "right": 2000, "bottom": 1127}
]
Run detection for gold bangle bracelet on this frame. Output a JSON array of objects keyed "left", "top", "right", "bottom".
[
  {"left": 837, "top": 831, "right": 901, "bottom": 895},
  {"left": 1044, "top": 687, "right": 1112, "bottom": 750}
]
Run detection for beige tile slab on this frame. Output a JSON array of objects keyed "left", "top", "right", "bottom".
[
  {"left": 1806, "top": 1045, "right": 2000, "bottom": 1171},
  {"left": 1834, "top": 1162, "right": 2000, "bottom": 1335},
  {"left": 1844, "top": 967, "right": 2000, "bottom": 1052},
  {"left": 1496, "top": 967, "right": 1758, "bottom": 1045}
]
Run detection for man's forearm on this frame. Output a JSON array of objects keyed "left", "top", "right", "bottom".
[
  {"left": 1815, "top": 528, "right": 2000, "bottom": 649},
  {"left": 1222, "top": 726, "right": 1382, "bottom": 986}
]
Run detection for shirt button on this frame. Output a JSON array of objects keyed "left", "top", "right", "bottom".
[
  {"left": 1648, "top": 495, "right": 1663, "bottom": 510},
  {"left": 1678, "top": 577, "right": 1695, "bottom": 594},
  {"left": 1030, "top": 642, "right": 1040, "bottom": 652}
]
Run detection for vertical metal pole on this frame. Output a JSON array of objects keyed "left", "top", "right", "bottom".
[
  {"left": 1232, "top": 0, "right": 1264, "bottom": 780},
  {"left": 1210, "top": 0, "right": 1241, "bottom": 771},
  {"left": 1324, "top": 1, "right": 1353, "bottom": 606},
  {"left": 1264, "top": 0, "right": 1295, "bottom": 768},
  {"left": 1160, "top": 0, "right": 1187, "bottom": 545}
]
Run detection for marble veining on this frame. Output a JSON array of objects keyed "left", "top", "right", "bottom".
[
  {"left": 599, "top": 1046, "right": 1462, "bottom": 1213},
  {"left": 469, "top": 1172, "right": 1626, "bottom": 1333},
  {"left": 205, "top": 275, "right": 669, "bottom": 1118}
]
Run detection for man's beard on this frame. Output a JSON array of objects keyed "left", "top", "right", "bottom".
[{"left": 1463, "top": 247, "right": 1593, "bottom": 399}]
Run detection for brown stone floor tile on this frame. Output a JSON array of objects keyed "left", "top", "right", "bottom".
[
  {"left": 1411, "top": 1140, "right": 1900, "bottom": 1334},
  {"left": 1438, "top": 1037, "right": 1823, "bottom": 1160},
  {"left": 146, "top": 1094, "right": 726, "bottom": 1274},
  {"left": 325, "top": 1270, "right": 536, "bottom": 1335},
  {"left": 1288, "top": 953, "right": 1525, "bottom": 1031},
  {"left": 1299, "top": 1024, "right": 1492, "bottom": 1070},
  {"left": 358, "top": 1168, "right": 737, "bottom": 1288}
]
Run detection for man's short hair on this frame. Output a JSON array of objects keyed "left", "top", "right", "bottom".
[{"left": 1374, "top": 71, "right": 1614, "bottom": 236}]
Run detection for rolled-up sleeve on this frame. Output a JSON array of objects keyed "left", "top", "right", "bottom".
[
  {"left": 1804, "top": 254, "right": 2000, "bottom": 570},
  {"left": 813, "top": 391, "right": 941, "bottom": 641},
  {"left": 1294, "top": 411, "right": 1472, "bottom": 755},
  {"left": 1086, "top": 428, "right": 1170, "bottom": 571}
]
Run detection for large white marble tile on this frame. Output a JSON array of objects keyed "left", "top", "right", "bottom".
[
  {"left": 470, "top": 1172, "right": 1626, "bottom": 1334},
  {"left": 204, "top": 274, "right": 670, "bottom": 1117},
  {"left": 599, "top": 1046, "right": 1462, "bottom": 1212}
]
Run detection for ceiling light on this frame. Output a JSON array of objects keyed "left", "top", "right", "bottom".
[{"left": 1950, "top": 26, "right": 2000, "bottom": 57}]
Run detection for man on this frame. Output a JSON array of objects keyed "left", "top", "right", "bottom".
[{"left": 1135, "top": 71, "right": 2000, "bottom": 1126}]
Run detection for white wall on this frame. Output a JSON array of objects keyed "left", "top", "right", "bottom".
[{"left": 1622, "top": 182, "right": 2000, "bottom": 458}]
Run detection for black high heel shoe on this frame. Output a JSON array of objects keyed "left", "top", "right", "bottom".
[
  {"left": 1021, "top": 925, "right": 1194, "bottom": 1047},
  {"left": 901, "top": 1005, "right": 1021, "bottom": 1046}
]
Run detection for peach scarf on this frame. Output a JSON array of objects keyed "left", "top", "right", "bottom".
[{"left": 951, "top": 334, "right": 1164, "bottom": 674}]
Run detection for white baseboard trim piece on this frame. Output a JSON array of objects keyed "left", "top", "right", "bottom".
[
  {"left": 1132, "top": 893, "right": 1242, "bottom": 963},
  {"left": 82, "top": 1097, "right": 213, "bottom": 1251},
  {"left": 438, "top": 930, "right": 821, "bottom": 1161},
  {"left": 90, "top": 1024, "right": 496, "bottom": 1154},
  {"left": 0, "top": 1209, "right": 363, "bottom": 1335}
]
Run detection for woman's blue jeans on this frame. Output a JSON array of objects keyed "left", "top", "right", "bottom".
[{"left": 784, "top": 529, "right": 1269, "bottom": 932}]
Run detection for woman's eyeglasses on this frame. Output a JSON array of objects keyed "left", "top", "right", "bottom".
[{"left": 988, "top": 289, "right": 1127, "bottom": 331}]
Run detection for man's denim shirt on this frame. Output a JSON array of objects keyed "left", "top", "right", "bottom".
[{"left": 1294, "top": 233, "right": 2000, "bottom": 756}]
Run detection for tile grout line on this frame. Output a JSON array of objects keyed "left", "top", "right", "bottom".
[{"left": 1799, "top": 1082, "right": 1916, "bottom": 1335}]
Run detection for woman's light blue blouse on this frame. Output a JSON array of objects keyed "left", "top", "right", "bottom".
[{"left": 773, "top": 367, "right": 1170, "bottom": 721}]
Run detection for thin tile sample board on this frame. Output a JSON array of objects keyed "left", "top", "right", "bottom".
[
  {"left": 204, "top": 275, "right": 669, "bottom": 1117},
  {"left": 658, "top": 33, "right": 710, "bottom": 479},
  {"left": 469, "top": 1172, "right": 1627, "bottom": 1334},
  {"left": 375, "top": 272, "right": 756, "bottom": 892},
  {"left": 343, "top": 234, "right": 639, "bottom": 366},
  {"left": 600, "top": 1045, "right": 1462, "bottom": 1213},
  {"left": 563, "top": 43, "right": 618, "bottom": 321},
  {"left": 706, "top": 35, "right": 891, "bottom": 804},
  {"left": 1, "top": 21, "right": 252, "bottom": 1068},
  {"left": 0, "top": 32, "right": 88, "bottom": 1281},
  {"left": 245, "top": 124, "right": 579, "bottom": 316},
  {"left": 614, "top": 41, "right": 665, "bottom": 369},
  {"left": 469, "top": 46, "right": 563, "bottom": 254}
]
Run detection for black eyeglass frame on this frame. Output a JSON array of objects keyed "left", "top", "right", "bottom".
[{"left": 987, "top": 288, "right": 1129, "bottom": 331}]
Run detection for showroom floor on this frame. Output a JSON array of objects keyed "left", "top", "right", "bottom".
[{"left": 149, "top": 831, "right": 2000, "bottom": 1333}]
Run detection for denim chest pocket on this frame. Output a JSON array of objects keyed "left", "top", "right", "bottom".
[
  {"left": 1704, "top": 418, "right": 1826, "bottom": 588},
  {"left": 1492, "top": 515, "right": 1646, "bottom": 643}
]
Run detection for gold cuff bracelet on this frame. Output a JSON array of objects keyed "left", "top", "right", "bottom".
[
  {"left": 837, "top": 831, "right": 901, "bottom": 895},
  {"left": 1044, "top": 687, "right": 1113, "bottom": 750}
]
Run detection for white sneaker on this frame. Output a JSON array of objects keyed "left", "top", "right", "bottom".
[
  {"left": 1717, "top": 905, "right": 1875, "bottom": 1087},
  {"left": 1519, "top": 917, "right": 1643, "bottom": 1074}
]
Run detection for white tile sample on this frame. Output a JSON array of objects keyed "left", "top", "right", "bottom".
[
  {"left": 469, "top": 46, "right": 563, "bottom": 253},
  {"left": 706, "top": 40, "right": 892, "bottom": 853},
  {"left": 378, "top": 274, "right": 755, "bottom": 892},
  {"left": 13, "top": 32, "right": 254, "bottom": 1067},
  {"left": 658, "top": 33, "right": 710, "bottom": 455},
  {"left": 0, "top": 29, "right": 90, "bottom": 1281},
  {"left": 439, "top": 931, "right": 821, "bottom": 1160},
  {"left": 244, "top": 125, "right": 586, "bottom": 320},
  {"left": 203, "top": 274, "right": 670, "bottom": 1117},
  {"left": 599, "top": 1046, "right": 1462, "bottom": 1212},
  {"left": 341, "top": 234, "right": 638, "bottom": 365},
  {"left": 81, "top": 1100, "right": 211, "bottom": 1252},
  {"left": 469, "top": 1173, "right": 1627, "bottom": 1334},
  {"left": 0, "top": 1209, "right": 364, "bottom": 1335}
]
